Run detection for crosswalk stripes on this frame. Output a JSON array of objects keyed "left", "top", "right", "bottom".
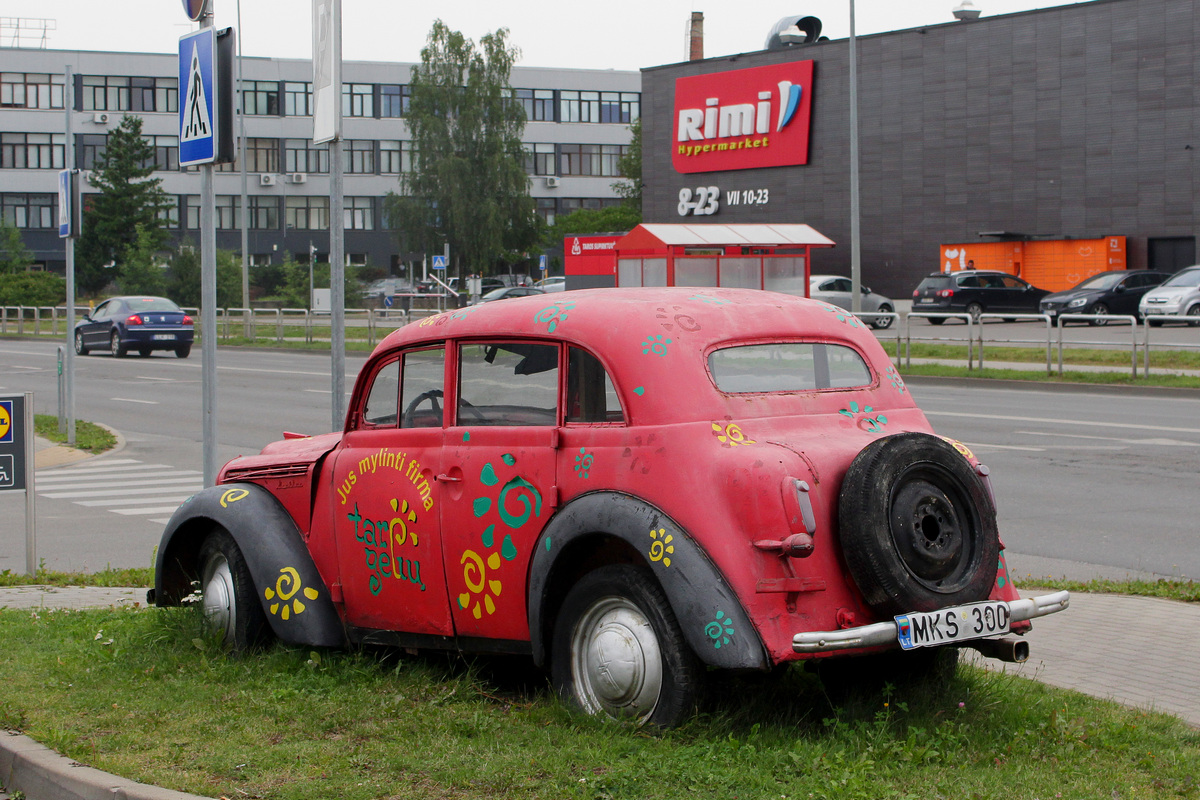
[{"left": 36, "top": 459, "right": 203, "bottom": 525}]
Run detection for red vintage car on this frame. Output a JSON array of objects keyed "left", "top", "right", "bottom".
[{"left": 153, "top": 287, "right": 1067, "bottom": 726}]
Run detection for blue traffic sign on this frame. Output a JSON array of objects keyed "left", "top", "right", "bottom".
[
  {"left": 431, "top": 255, "right": 447, "bottom": 270},
  {"left": 384, "top": 295, "right": 394, "bottom": 308},
  {"left": 178, "top": 28, "right": 217, "bottom": 166},
  {"left": 57, "top": 170, "right": 72, "bottom": 238}
]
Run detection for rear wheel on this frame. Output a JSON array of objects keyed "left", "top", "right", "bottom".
[
  {"left": 551, "top": 565, "right": 703, "bottom": 728},
  {"left": 176, "top": 344, "right": 192, "bottom": 358},
  {"left": 1088, "top": 303, "right": 1110, "bottom": 326},
  {"left": 110, "top": 331, "right": 126, "bottom": 358},
  {"left": 871, "top": 305, "right": 894, "bottom": 329},
  {"left": 199, "top": 529, "right": 269, "bottom": 653},
  {"left": 928, "top": 317, "right": 945, "bottom": 326},
  {"left": 74, "top": 330, "right": 89, "bottom": 356}
]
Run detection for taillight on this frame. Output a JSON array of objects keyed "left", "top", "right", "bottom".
[
  {"left": 182, "top": 315, "right": 193, "bottom": 325},
  {"left": 937, "top": 289, "right": 955, "bottom": 298},
  {"left": 127, "top": 314, "right": 144, "bottom": 325},
  {"left": 912, "top": 289, "right": 919, "bottom": 298}
]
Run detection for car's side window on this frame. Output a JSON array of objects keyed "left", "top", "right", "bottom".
[
  {"left": 458, "top": 342, "right": 559, "bottom": 426},
  {"left": 1000, "top": 276, "right": 1025, "bottom": 289},
  {"left": 362, "top": 358, "right": 401, "bottom": 427},
  {"left": 399, "top": 347, "right": 446, "bottom": 428},
  {"left": 567, "top": 347, "right": 624, "bottom": 424},
  {"left": 92, "top": 301, "right": 110, "bottom": 319}
]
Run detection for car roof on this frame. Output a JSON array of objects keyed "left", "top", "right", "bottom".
[{"left": 373, "top": 287, "right": 892, "bottom": 423}]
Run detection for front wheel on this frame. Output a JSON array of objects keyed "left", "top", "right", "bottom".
[
  {"left": 74, "top": 330, "right": 89, "bottom": 356},
  {"left": 1088, "top": 303, "right": 1110, "bottom": 326},
  {"left": 966, "top": 302, "right": 983, "bottom": 323},
  {"left": 551, "top": 565, "right": 703, "bottom": 728},
  {"left": 928, "top": 317, "right": 946, "bottom": 326},
  {"left": 1187, "top": 303, "right": 1200, "bottom": 327},
  {"left": 871, "top": 306, "right": 894, "bottom": 329},
  {"left": 199, "top": 529, "right": 270, "bottom": 653}
]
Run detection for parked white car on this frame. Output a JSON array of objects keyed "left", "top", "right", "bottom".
[
  {"left": 1139, "top": 266, "right": 1200, "bottom": 326},
  {"left": 809, "top": 275, "right": 895, "bottom": 329}
]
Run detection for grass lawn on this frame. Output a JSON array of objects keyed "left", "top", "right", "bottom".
[{"left": 0, "top": 604, "right": 1197, "bottom": 800}]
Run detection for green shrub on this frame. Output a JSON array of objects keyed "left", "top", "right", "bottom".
[{"left": 0, "top": 271, "right": 66, "bottom": 306}]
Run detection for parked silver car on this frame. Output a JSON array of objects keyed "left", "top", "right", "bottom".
[
  {"left": 808, "top": 274, "right": 895, "bottom": 329},
  {"left": 1139, "top": 265, "right": 1200, "bottom": 326}
]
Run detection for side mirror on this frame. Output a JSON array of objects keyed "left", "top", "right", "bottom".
[
  {"left": 861, "top": 286, "right": 872, "bottom": 294},
  {"left": 1114, "top": 285, "right": 1127, "bottom": 293}
]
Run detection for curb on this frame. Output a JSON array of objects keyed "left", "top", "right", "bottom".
[{"left": 0, "top": 731, "right": 212, "bottom": 800}]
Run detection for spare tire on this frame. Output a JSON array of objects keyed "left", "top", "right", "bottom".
[{"left": 838, "top": 433, "right": 998, "bottom": 617}]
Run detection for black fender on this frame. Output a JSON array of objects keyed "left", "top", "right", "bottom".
[
  {"left": 154, "top": 483, "right": 345, "bottom": 647},
  {"left": 527, "top": 491, "right": 768, "bottom": 671}
]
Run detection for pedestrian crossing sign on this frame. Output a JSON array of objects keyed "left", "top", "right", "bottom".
[
  {"left": 432, "top": 255, "right": 447, "bottom": 270},
  {"left": 178, "top": 28, "right": 217, "bottom": 166}
]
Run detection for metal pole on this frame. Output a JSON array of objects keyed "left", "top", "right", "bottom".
[
  {"left": 237, "top": 0, "right": 251, "bottom": 338},
  {"left": 200, "top": 10, "right": 219, "bottom": 487},
  {"left": 328, "top": 0, "right": 346, "bottom": 431},
  {"left": 24, "top": 391, "right": 36, "bottom": 576},
  {"left": 848, "top": 0, "right": 862, "bottom": 314},
  {"left": 63, "top": 65, "right": 76, "bottom": 446}
]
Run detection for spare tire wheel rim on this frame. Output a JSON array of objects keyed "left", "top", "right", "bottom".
[{"left": 890, "top": 466, "right": 977, "bottom": 593}]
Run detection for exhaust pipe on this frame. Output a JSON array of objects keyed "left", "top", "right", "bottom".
[{"left": 965, "top": 637, "right": 1029, "bottom": 663}]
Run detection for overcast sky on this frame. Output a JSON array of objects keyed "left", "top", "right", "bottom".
[{"left": 8, "top": 0, "right": 1089, "bottom": 71}]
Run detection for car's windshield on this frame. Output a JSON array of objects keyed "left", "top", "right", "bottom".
[
  {"left": 1160, "top": 269, "right": 1200, "bottom": 288},
  {"left": 1074, "top": 273, "right": 1124, "bottom": 290},
  {"left": 709, "top": 343, "right": 871, "bottom": 392}
]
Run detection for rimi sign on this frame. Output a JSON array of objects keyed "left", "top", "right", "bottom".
[{"left": 672, "top": 61, "right": 815, "bottom": 174}]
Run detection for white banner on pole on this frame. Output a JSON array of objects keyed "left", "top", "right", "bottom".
[{"left": 312, "top": 0, "right": 341, "bottom": 144}]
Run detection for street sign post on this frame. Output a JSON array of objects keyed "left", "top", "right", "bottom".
[
  {"left": 57, "top": 169, "right": 77, "bottom": 238},
  {"left": 0, "top": 393, "right": 36, "bottom": 575}
]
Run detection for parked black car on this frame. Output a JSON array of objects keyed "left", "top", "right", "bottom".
[
  {"left": 1039, "top": 270, "right": 1170, "bottom": 325},
  {"left": 912, "top": 270, "right": 1051, "bottom": 324},
  {"left": 74, "top": 296, "right": 194, "bottom": 358}
]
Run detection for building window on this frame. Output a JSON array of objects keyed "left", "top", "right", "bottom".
[
  {"left": 284, "top": 82, "right": 312, "bottom": 116},
  {"left": 130, "top": 77, "right": 178, "bottom": 113},
  {"left": 242, "top": 80, "right": 280, "bottom": 115},
  {"left": 1, "top": 73, "right": 65, "bottom": 109},
  {"left": 560, "top": 91, "right": 600, "bottom": 123},
  {"left": 523, "top": 143, "right": 556, "bottom": 176},
  {"left": 379, "top": 140, "right": 413, "bottom": 174},
  {"left": 186, "top": 195, "right": 239, "bottom": 230},
  {"left": 535, "top": 198, "right": 556, "bottom": 226},
  {"left": 158, "top": 198, "right": 180, "bottom": 229},
  {"left": 380, "top": 84, "right": 410, "bottom": 117},
  {"left": 2, "top": 193, "right": 56, "bottom": 228},
  {"left": 243, "top": 137, "right": 280, "bottom": 173},
  {"left": 344, "top": 140, "right": 375, "bottom": 174},
  {"left": 600, "top": 92, "right": 640, "bottom": 123},
  {"left": 515, "top": 88, "right": 555, "bottom": 122},
  {"left": 343, "top": 196, "right": 374, "bottom": 230},
  {"left": 246, "top": 196, "right": 279, "bottom": 230},
  {"left": 560, "top": 143, "right": 627, "bottom": 177},
  {"left": 1, "top": 133, "right": 65, "bottom": 169},
  {"left": 82, "top": 76, "right": 132, "bottom": 111},
  {"left": 77, "top": 134, "right": 108, "bottom": 170},
  {"left": 286, "top": 196, "right": 329, "bottom": 230},
  {"left": 284, "top": 139, "right": 328, "bottom": 173},
  {"left": 343, "top": 83, "right": 373, "bottom": 117},
  {"left": 144, "top": 135, "right": 179, "bottom": 171}
]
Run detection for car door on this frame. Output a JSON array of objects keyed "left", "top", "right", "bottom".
[
  {"left": 329, "top": 345, "right": 453, "bottom": 638},
  {"left": 994, "top": 275, "right": 1026, "bottom": 312},
  {"left": 816, "top": 278, "right": 854, "bottom": 310},
  {"left": 83, "top": 299, "right": 117, "bottom": 348},
  {"left": 440, "top": 340, "right": 560, "bottom": 644}
]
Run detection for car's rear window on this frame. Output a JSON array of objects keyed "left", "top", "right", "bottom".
[
  {"left": 128, "top": 297, "right": 183, "bottom": 312},
  {"left": 709, "top": 343, "right": 872, "bottom": 393},
  {"left": 916, "top": 276, "right": 953, "bottom": 291}
]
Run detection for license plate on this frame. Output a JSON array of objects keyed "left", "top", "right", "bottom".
[
  {"left": 895, "top": 601, "right": 1010, "bottom": 649},
  {"left": 916, "top": 298, "right": 935, "bottom": 304},
  {"left": 153, "top": 334, "right": 175, "bottom": 341}
]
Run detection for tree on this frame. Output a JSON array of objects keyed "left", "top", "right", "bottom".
[
  {"left": 540, "top": 205, "right": 640, "bottom": 253},
  {"left": 118, "top": 223, "right": 167, "bottom": 296},
  {"left": 386, "top": 21, "right": 537, "bottom": 277},
  {"left": 612, "top": 117, "right": 643, "bottom": 214},
  {"left": 0, "top": 216, "right": 35, "bottom": 275},
  {"left": 77, "top": 115, "right": 172, "bottom": 294},
  {"left": 167, "top": 243, "right": 245, "bottom": 308}
]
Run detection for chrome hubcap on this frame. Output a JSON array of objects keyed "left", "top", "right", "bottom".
[
  {"left": 201, "top": 552, "right": 236, "bottom": 641},
  {"left": 570, "top": 596, "right": 662, "bottom": 721}
]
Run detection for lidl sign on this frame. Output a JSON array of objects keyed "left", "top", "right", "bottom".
[
  {"left": 0, "top": 395, "right": 26, "bottom": 492},
  {"left": 672, "top": 61, "right": 815, "bottom": 174}
]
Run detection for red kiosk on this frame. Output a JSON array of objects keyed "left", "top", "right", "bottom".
[{"left": 565, "top": 223, "right": 836, "bottom": 294}]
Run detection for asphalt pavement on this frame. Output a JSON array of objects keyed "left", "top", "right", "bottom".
[{"left": 3, "top": 425, "right": 1199, "bottom": 800}]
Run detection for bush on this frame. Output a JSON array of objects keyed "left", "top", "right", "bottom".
[{"left": 0, "top": 271, "right": 66, "bottom": 307}]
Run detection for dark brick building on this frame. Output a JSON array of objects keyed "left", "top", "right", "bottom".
[{"left": 640, "top": 0, "right": 1200, "bottom": 298}]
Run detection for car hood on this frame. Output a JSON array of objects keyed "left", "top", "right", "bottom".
[
  {"left": 1042, "top": 288, "right": 1099, "bottom": 303},
  {"left": 1142, "top": 287, "right": 1196, "bottom": 302}
]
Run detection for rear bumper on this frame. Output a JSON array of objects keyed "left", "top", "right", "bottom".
[
  {"left": 123, "top": 328, "right": 194, "bottom": 349},
  {"left": 791, "top": 590, "right": 1069, "bottom": 654}
]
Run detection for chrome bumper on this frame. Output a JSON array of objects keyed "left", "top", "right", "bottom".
[{"left": 791, "top": 590, "right": 1070, "bottom": 654}]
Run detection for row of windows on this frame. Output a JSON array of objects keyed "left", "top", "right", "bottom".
[
  {"left": 2, "top": 192, "right": 620, "bottom": 231},
  {"left": 2, "top": 133, "right": 626, "bottom": 178},
  {"left": 4, "top": 71, "right": 639, "bottom": 124}
]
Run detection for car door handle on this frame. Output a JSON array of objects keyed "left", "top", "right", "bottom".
[{"left": 435, "top": 473, "right": 461, "bottom": 483}]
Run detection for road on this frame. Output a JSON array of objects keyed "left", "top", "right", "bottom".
[{"left": 1, "top": 337, "right": 1196, "bottom": 580}]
